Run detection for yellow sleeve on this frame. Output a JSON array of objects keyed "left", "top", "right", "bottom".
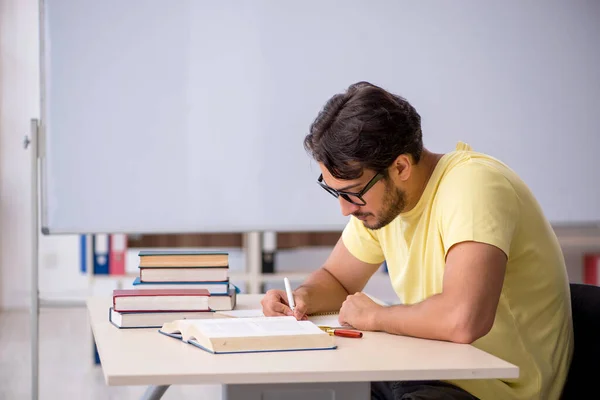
[
  {"left": 437, "top": 162, "right": 520, "bottom": 258},
  {"left": 341, "top": 216, "right": 386, "bottom": 264}
]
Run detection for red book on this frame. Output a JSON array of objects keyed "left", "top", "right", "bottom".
[
  {"left": 584, "top": 254, "right": 600, "bottom": 286},
  {"left": 109, "top": 234, "right": 127, "bottom": 275},
  {"left": 112, "top": 288, "right": 211, "bottom": 313}
]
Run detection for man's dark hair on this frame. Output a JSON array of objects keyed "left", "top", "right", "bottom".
[{"left": 303, "top": 81, "right": 423, "bottom": 180}]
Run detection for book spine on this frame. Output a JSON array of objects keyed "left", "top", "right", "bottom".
[
  {"left": 93, "top": 234, "right": 110, "bottom": 275},
  {"left": 583, "top": 253, "right": 600, "bottom": 286},
  {"left": 109, "top": 234, "right": 127, "bottom": 275},
  {"left": 80, "top": 235, "right": 87, "bottom": 273}
]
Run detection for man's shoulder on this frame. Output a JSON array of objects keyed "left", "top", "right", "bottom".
[
  {"left": 432, "top": 153, "right": 524, "bottom": 228},
  {"left": 435, "top": 144, "right": 535, "bottom": 208},
  {"left": 437, "top": 153, "right": 517, "bottom": 193}
]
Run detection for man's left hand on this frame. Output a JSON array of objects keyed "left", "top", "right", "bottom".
[{"left": 338, "top": 292, "right": 383, "bottom": 331}]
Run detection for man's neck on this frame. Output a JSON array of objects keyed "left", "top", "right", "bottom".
[{"left": 403, "top": 149, "right": 444, "bottom": 211}]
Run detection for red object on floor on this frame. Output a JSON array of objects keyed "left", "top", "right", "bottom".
[{"left": 583, "top": 254, "right": 600, "bottom": 286}]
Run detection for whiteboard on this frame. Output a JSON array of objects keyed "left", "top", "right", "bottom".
[{"left": 41, "top": 0, "right": 600, "bottom": 234}]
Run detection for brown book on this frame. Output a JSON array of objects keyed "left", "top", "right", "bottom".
[{"left": 138, "top": 250, "right": 229, "bottom": 268}]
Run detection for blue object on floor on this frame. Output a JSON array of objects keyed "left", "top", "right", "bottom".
[{"left": 93, "top": 339, "right": 101, "bottom": 365}]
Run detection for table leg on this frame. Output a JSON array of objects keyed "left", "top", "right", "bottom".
[
  {"left": 140, "top": 385, "right": 170, "bottom": 400},
  {"left": 223, "top": 381, "right": 370, "bottom": 400}
]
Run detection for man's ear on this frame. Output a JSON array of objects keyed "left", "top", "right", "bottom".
[{"left": 390, "top": 154, "right": 412, "bottom": 182}]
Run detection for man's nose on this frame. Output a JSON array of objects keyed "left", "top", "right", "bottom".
[{"left": 339, "top": 197, "right": 360, "bottom": 216}]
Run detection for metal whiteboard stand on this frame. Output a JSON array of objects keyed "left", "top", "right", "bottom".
[
  {"left": 244, "top": 231, "right": 263, "bottom": 294},
  {"left": 25, "top": 118, "right": 41, "bottom": 400}
]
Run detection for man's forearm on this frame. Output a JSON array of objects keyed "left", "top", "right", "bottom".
[
  {"left": 374, "top": 293, "right": 490, "bottom": 344},
  {"left": 295, "top": 267, "right": 349, "bottom": 315}
]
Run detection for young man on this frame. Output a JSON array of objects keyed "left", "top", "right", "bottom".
[{"left": 260, "top": 82, "right": 573, "bottom": 400}]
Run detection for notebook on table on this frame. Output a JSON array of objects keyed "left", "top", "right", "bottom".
[
  {"left": 158, "top": 316, "right": 336, "bottom": 354},
  {"left": 214, "top": 293, "right": 388, "bottom": 328},
  {"left": 215, "top": 309, "right": 345, "bottom": 328}
]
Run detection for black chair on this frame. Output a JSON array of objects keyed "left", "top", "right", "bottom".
[{"left": 560, "top": 283, "right": 600, "bottom": 399}]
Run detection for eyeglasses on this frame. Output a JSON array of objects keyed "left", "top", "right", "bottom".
[{"left": 317, "top": 172, "right": 385, "bottom": 206}]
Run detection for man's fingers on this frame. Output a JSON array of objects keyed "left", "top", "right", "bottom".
[
  {"left": 261, "top": 290, "right": 292, "bottom": 316},
  {"left": 263, "top": 289, "right": 287, "bottom": 304},
  {"left": 293, "top": 299, "right": 307, "bottom": 320},
  {"left": 272, "top": 301, "right": 294, "bottom": 316},
  {"left": 264, "top": 304, "right": 291, "bottom": 316}
]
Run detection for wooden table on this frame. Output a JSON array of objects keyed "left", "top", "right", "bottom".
[{"left": 87, "top": 295, "right": 518, "bottom": 400}]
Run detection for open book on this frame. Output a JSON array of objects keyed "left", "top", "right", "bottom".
[{"left": 159, "top": 316, "right": 336, "bottom": 354}]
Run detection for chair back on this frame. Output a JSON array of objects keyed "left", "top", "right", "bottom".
[{"left": 560, "top": 283, "right": 600, "bottom": 399}]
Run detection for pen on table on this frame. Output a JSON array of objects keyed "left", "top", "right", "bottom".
[
  {"left": 319, "top": 326, "right": 363, "bottom": 338},
  {"left": 284, "top": 276, "right": 295, "bottom": 312}
]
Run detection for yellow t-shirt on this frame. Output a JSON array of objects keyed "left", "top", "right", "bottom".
[{"left": 342, "top": 142, "right": 573, "bottom": 400}]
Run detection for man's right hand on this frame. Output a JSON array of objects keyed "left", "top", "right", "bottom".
[{"left": 260, "top": 289, "right": 309, "bottom": 320}]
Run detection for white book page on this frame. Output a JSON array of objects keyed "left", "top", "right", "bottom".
[{"left": 189, "top": 316, "right": 324, "bottom": 338}]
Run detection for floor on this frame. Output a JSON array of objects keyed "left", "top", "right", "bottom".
[{"left": 0, "top": 307, "right": 223, "bottom": 400}]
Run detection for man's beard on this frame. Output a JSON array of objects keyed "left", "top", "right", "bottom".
[{"left": 353, "top": 184, "right": 406, "bottom": 230}]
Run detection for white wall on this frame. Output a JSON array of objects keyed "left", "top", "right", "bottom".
[
  {"left": 1, "top": 0, "right": 84, "bottom": 309},
  {"left": 0, "top": 0, "right": 37, "bottom": 309}
]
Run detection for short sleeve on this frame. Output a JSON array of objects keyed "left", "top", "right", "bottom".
[
  {"left": 437, "top": 162, "right": 520, "bottom": 258},
  {"left": 341, "top": 216, "right": 386, "bottom": 264}
]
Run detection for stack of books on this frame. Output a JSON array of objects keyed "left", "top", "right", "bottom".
[{"left": 109, "top": 250, "right": 237, "bottom": 328}]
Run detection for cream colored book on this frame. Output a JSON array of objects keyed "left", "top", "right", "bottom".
[{"left": 159, "top": 316, "right": 336, "bottom": 354}]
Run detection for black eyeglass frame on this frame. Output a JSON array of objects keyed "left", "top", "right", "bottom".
[{"left": 317, "top": 171, "right": 385, "bottom": 206}]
